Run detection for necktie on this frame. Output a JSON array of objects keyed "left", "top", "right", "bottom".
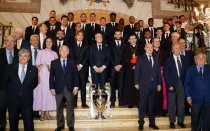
[
  {"left": 137, "top": 33, "right": 140, "bottom": 40},
  {"left": 59, "top": 42, "right": 61, "bottom": 47},
  {"left": 62, "top": 60, "right": 66, "bottom": 73},
  {"left": 9, "top": 51, "right": 13, "bottom": 64},
  {"left": 112, "top": 23, "right": 114, "bottom": 27},
  {"left": 177, "top": 57, "right": 182, "bottom": 77},
  {"left": 20, "top": 65, "right": 25, "bottom": 83},
  {"left": 140, "top": 29, "right": 143, "bottom": 35},
  {"left": 150, "top": 28, "right": 154, "bottom": 38},
  {"left": 199, "top": 67, "right": 203, "bottom": 79},
  {"left": 34, "top": 48, "right": 38, "bottom": 64},
  {"left": 63, "top": 29, "right": 66, "bottom": 34},
  {"left": 51, "top": 26, "right": 54, "bottom": 31},
  {"left": 148, "top": 55, "right": 153, "bottom": 67},
  {"left": 102, "top": 28, "right": 105, "bottom": 33},
  {"left": 91, "top": 23, "right": 95, "bottom": 30},
  {"left": 32, "top": 26, "right": 35, "bottom": 33},
  {"left": 166, "top": 33, "right": 169, "bottom": 39},
  {"left": 98, "top": 45, "right": 102, "bottom": 52},
  {"left": 82, "top": 24, "right": 85, "bottom": 31},
  {"left": 17, "top": 40, "right": 21, "bottom": 50}
]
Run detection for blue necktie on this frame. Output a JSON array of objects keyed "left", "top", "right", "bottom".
[
  {"left": 177, "top": 57, "right": 182, "bottom": 76},
  {"left": 62, "top": 60, "right": 66, "bottom": 73},
  {"left": 20, "top": 65, "right": 25, "bottom": 83},
  {"left": 9, "top": 51, "right": 13, "bottom": 64},
  {"left": 34, "top": 48, "right": 38, "bottom": 64},
  {"left": 199, "top": 67, "right": 203, "bottom": 79}
]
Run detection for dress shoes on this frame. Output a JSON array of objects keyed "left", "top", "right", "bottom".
[
  {"left": 170, "top": 123, "right": 175, "bottom": 129},
  {"left": 0, "top": 126, "right": 6, "bottom": 131},
  {"left": 178, "top": 122, "right": 186, "bottom": 128},
  {"left": 110, "top": 102, "right": 115, "bottom": 108},
  {"left": 55, "top": 127, "right": 65, "bottom": 131},
  {"left": 138, "top": 125, "right": 143, "bottom": 130},
  {"left": 69, "top": 127, "right": 75, "bottom": 131},
  {"left": 149, "top": 124, "right": 159, "bottom": 130},
  {"left": 81, "top": 103, "right": 89, "bottom": 108}
]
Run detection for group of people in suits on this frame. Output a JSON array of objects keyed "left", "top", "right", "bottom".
[{"left": 0, "top": 10, "right": 210, "bottom": 131}]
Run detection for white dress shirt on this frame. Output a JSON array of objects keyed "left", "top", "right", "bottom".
[
  {"left": 115, "top": 40, "right": 121, "bottom": 47},
  {"left": 17, "top": 38, "right": 23, "bottom": 49},
  {"left": 57, "top": 40, "right": 64, "bottom": 47},
  {"left": 61, "top": 26, "right": 67, "bottom": 34},
  {"left": 18, "top": 63, "right": 28, "bottom": 80},
  {"left": 39, "top": 33, "right": 46, "bottom": 49},
  {"left": 173, "top": 54, "right": 182, "bottom": 77},
  {"left": 30, "top": 45, "right": 39, "bottom": 66}
]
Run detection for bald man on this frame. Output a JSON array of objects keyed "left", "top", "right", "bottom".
[
  {"left": 50, "top": 45, "right": 78, "bottom": 131},
  {"left": 14, "top": 28, "right": 30, "bottom": 50},
  {"left": 135, "top": 43, "right": 161, "bottom": 130}
]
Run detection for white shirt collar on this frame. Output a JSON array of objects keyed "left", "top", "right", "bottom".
[{"left": 173, "top": 54, "right": 181, "bottom": 59}]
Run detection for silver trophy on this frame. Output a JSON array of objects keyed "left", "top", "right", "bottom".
[{"left": 89, "top": 84, "right": 111, "bottom": 119}]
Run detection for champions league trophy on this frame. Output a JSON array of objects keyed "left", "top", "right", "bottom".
[{"left": 89, "top": 84, "right": 112, "bottom": 119}]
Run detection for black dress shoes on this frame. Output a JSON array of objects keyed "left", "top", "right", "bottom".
[
  {"left": 69, "top": 127, "right": 75, "bottom": 131},
  {"left": 110, "top": 102, "right": 115, "bottom": 108},
  {"left": 149, "top": 124, "right": 159, "bottom": 130},
  {"left": 81, "top": 103, "right": 89, "bottom": 108},
  {"left": 55, "top": 126, "right": 65, "bottom": 131},
  {"left": 74, "top": 104, "right": 77, "bottom": 108},
  {"left": 178, "top": 122, "right": 186, "bottom": 128},
  {"left": 138, "top": 125, "right": 143, "bottom": 130},
  {"left": 0, "top": 126, "right": 6, "bottom": 131},
  {"left": 170, "top": 123, "right": 175, "bottom": 129}
]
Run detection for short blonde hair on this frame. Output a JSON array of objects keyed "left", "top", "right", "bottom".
[
  {"left": 30, "top": 34, "right": 39, "bottom": 41},
  {"left": 18, "top": 48, "right": 31, "bottom": 57}
]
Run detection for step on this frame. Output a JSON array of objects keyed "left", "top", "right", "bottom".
[{"left": 6, "top": 116, "right": 191, "bottom": 129}]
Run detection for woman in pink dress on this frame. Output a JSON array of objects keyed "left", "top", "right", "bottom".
[{"left": 33, "top": 37, "right": 58, "bottom": 121}]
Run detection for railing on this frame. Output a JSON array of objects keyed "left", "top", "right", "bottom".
[
  {"left": 0, "top": 22, "right": 13, "bottom": 48},
  {"left": 168, "top": 0, "right": 200, "bottom": 12}
]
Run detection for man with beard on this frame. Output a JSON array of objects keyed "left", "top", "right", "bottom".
[
  {"left": 53, "top": 30, "right": 69, "bottom": 55},
  {"left": 47, "top": 17, "right": 58, "bottom": 38}
]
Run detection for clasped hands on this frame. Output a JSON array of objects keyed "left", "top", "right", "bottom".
[
  {"left": 93, "top": 66, "right": 105, "bottom": 73},
  {"left": 135, "top": 84, "right": 161, "bottom": 92}
]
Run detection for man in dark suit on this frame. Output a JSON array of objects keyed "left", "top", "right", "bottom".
[
  {"left": 156, "top": 27, "right": 164, "bottom": 46},
  {"left": 25, "top": 16, "right": 39, "bottom": 41},
  {"left": 28, "top": 34, "right": 40, "bottom": 66},
  {"left": 95, "top": 17, "right": 110, "bottom": 46},
  {"left": 110, "top": 30, "right": 126, "bottom": 107},
  {"left": 38, "top": 23, "right": 48, "bottom": 49},
  {"left": 14, "top": 28, "right": 30, "bottom": 50},
  {"left": 185, "top": 53, "right": 210, "bottom": 131},
  {"left": 71, "top": 31, "right": 89, "bottom": 108},
  {"left": 135, "top": 43, "right": 161, "bottom": 130},
  {"left": 47, "top": 17, "right": 59, "bottom": 38},
  {"left": 2, "top": 48, "right": 38, "bottom": 131},
  {"left": 146, "top": 18, "right": 156, "bottom": 39},
  {"left": 86, "top": 13, "right": 100, "bottom": 46},
  {"left": 164, "top": 44, "right": 188, "bottom": 129},
  {"left": 134, "top": 23, "right": 143, "bottom": 43},
  {"left": 106, "top": 12, "right": 119, "bottom": 39},
  {"left": 174, "top": 21, "right": 186, "bottom": 39},
  {"left": 50, "top": 45, "right": 78, "bottom": 131},
  {"left": 139, "top": 20, "right": 145, "bottom": 38},
  {"left": 67, "top": 12, "right": 76, "bottom": 32},
  {"left": 89, "top": 33, "right": 110, "bottom": 89},
  {"left": 80, "top": 13, "right": 89, "bottom": 41},
  {"left": 44, "top": 10, "right": 61, "bottom": 28},
  {"left": 162, "top": 23, "right": 173, "bottom": 42},
  {"left": 0, "top": 35, "right": 19, "bottom": 131},
  {"left": 124, "top": 16, "right": 135, "bottom": 37},
  {"left": 139, "top": 30, "right": 152, "bottom": 54},
  {"left": 53, "top": 30, "right": 69, "bottom": 55}
]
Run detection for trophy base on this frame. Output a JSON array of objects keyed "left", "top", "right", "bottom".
[{"left": 95, "top": 113, "right": 106, "bottom": 119}]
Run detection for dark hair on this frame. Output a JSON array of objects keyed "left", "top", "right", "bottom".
[
  {"left": 90, "top": 13, "right": 96, "bottom": 16},
  {"left": 75, "top": 22, "right": 81, "bottom": 26},
  {"left": 80, "top": 13, "right": 86, "bottom": 17},
  {"left": 168, "top": 18, "right": 172, "bottom": 21},
  {"left": 50, "top": 10, "right": 56, "bottom": 13},
  {"left": 39, "top": 23, "right": 47, "bottom": 28},
  {"left": 138, "top": 20, "right": 144, "bottom": 23},
  {"left": 114, "top": 29, "right": 122, "bottom": 33},
  {"left": 100, "top": 17, "right": 106, "bottom": 21},
  {"left": 164, "top": 22, "right": 170, "bottom": 26},
  {"left": 32, "top": 16, "right": 38, "bottom": 21},
  {"left": 144, "top": 29, "right": 151, "bottom": 35},
  {"left": 76, "top": 31, "right": 84, "bottom": 36},
  {"left": 61, "top": 15, "right": 68, "bottom": 20},
  {"left": 175, "top": 21, "right": 182, "bottom": 24},
  {"left": 129, "top": 33, "right": 137, "bottom": 39},
  {"left": 179, "top": 15, "right": 185, "bottom": 19},
  {"left": 56, "top": 29, "right": 65, "bottom": 35},
  {"left": 156, "top": 27, "right": 163, "bottom": 31},
  {"left": 110, "top": 12, "right": 116, "bottom": 17},
  {"left": 43, "top": 37, "right": 56, "bottom": 49},
  {"left": 135, "top": 22, "right": 140, "bottom": 26},
  {"left": 68, "top": 12, "right": 74, "bottom": 16},
  {"left": 148, "top": 18, "right": 154, "bottom": 21},
  {"left": 49, "top": 16, "right": 56, "bottom": 19}
]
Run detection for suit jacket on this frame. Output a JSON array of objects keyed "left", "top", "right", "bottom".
[
  {"left": 161, "top": 39, "right": 173, "bottom": 55},
  {"left": 89, "top": 44, "right": 110, "bottom": 68},
  {"left": 163, "top": 55, "right": 188, "bottom": 92},
  {"left": 86, "top": 23, "right": 100, "bottom": 46},
  {"left": 0, "top": 48, "right": 19, "bottom": 87},
  {"left": 2, "top": 63, "right": 38, "bottom": 108},
  {"left": 95, "top": 27, "right": 111, "bottom": 46},
  {"left": 145, "top": 27, "right": 157, "bottom": 39},
  {"left": 47, "top": 26, "right": 59, "bottom": 38},
  {"left": 174, "top": 28, "right": 186, "bottom": 39},
  {"left": 182, "top": 50, "right": 194, "bottom": 67},
  {"left": 68, "top": 22, "right": 76, "bottom": 31},
  {"left": 28, "top": 46, "right": 40, "bottom": 66},
  {"left": 106, "top": 22, "right": 119, "bottom": 38},
  {"left": 135, "top": 54, "right": 161, "bottom": 96},
  {"left": 138, "top": 38, "right": 152, "bottom": 54},
  {"left": 52, "top": 39, "right": 69, "bottom": 55},
  {"left": 49, "top": 58, "right": 79, "bottom": 94},
  {"left": 44, "top": 20, "right": 61, "bottom": 28},
  {"left": 54, "top": 27, "right": 72, "bottom": 46},
  {"left": 110, "top": 39, "right": 126, "bottom": 67},
  {"left": 124, "top": 24, "right": 135, "bottom": 37},
  {"left": 15, "top": 39, "right": 30, "bottom": 50},
  {"left": 162, "top": 31, "right": 172, "bottom": 42},
  {"left": 185, "top": 65, "right": 210, "bottom": 104},
  {"left": 25, "top": 26, "right": 39, "bottom": 41},
  {"left": 71, "top": 41, "right": 89, "bottom": 72}
]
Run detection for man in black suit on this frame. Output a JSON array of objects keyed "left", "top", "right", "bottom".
[
  {"left": 14, "top": 28, "right": 30, "bottom": 50},
  {"left": 134, "top": 23, "right": 143, "bottom": 43},
  {"left": 135, "top": 43, "right": 161, "bottom": 130},
  {"left": 2, "top": 48, "right": 38, "bottom": 131},
  {"left": 89, "top": 33, "right": 110, "bottom": 89},
  {"left": 124, "top": 16, "right": 135, "bottom": 37},
  {"left": 95, "top": 17, "right": 110, "bottom": 46},
  {"left": 174, "top": 21, "right": 186, "bottom": 39},
  {"left": 71, "top": 31, "right": 89, "bottom": 108},
  {"left": 44, "top": 10, "right": 61, "bottom": 28},
  {"left": 80, "top": 13, "right": 89, "bottom": 41},
  {"left": 164, "top": 44, "right": 188, "bottom": 129},
  {"left": 117, "top": 24, "right": 127, "bottom": 44},
  {"left": 25, "top": 16, "right": 39, "bottom": 41},
  {"left": 50, "top": 45, "right": 78, "bottom": 131},
  {"left": 106, "top": 12, "right": 119, "bottom": 39},
  {"left": 156, "top": 27, "right": 164, "bottom": 45},
  {"left": 47, "top": 17, "right": 58, "bottom": 38},
  {"left": 67, "top": 12, "right": 76, "bottom": 32},
  {"left": 38, "top": 23, "right": 48, "bottom": 49},
  {"left": 0, "top": 35, "right": 19, "bottom": 131},
  {"left": 86, "top": 13, "right": 100, "bottom": 46},
  {"left": 146, "top": 18, "right": 156, "bottom": 39},
  {"left": 139, "top": 30, "right": 152, "bottom": 54},
  {"left": 110, "top": 30, "right": 126, "bottom": 107},
  {"left": 53, "top": 30, "right": 68, "bottom": 55},
  {"left": 162, "top": 23, "right": 173, "bottom": 42}
]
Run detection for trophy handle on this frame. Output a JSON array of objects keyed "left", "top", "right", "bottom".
[
  {"left": 89, "top": 84, "right": 97, "bottom": 118},
  {"left": 104, "top": 85, "right": 112, "bottom": 118}
]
